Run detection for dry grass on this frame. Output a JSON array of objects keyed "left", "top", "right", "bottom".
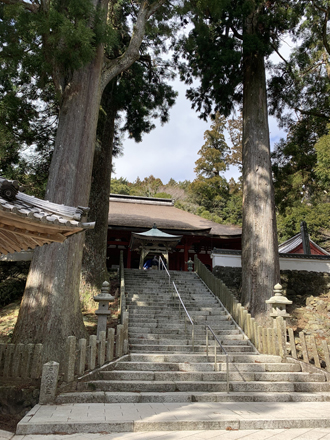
[
  {"left": 0, "top": 301, "right": 20, "bottom": 343},
  {"left": 0, "top": 297, "right": 120, "bottom": 343}
]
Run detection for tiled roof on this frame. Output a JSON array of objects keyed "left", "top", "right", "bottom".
[
  {"left": 278, "top": 233, "right": 330, "bottom": 256},
  {"left": 278, "top": 233, "right": 302, "bottom": 253},
  {"left": 108, "top": 195, "right": 241, "bottom": 237},
  {"left": 0, "top": 178, "right": 94, "bottom": 255}
]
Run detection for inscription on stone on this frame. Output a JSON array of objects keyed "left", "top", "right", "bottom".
[{"left": 39, "top": 361, "right": 59, "bottom": 404}]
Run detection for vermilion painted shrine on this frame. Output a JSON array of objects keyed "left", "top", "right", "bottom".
[{"left": 107, "top": 194, "right": 242, "bottom": 271}]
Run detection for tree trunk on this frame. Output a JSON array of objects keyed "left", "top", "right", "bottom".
[
  {"left": 241, "top": 15, "right": 280, "bottom": 320},
  {"left": 12, "top": 46, "right": 104, "bottom": 362},
  {"left": 11, "top": 0, "right": 166, "bottom": 363},
  {"left": 80, "top": 81, "right": 117, "bottom": 306}
]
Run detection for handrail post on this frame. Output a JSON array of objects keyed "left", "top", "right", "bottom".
[
  {"left": 206, "top": 324, "right": 230, "bottom": 394},
  {"left": 192, "top": 325, "right": 195, "bottom": 352},
  {"left": 214, "top": 337, "right": 217, "bottom": 370},
  {"left": 206, "top": 328, "right": 209, "bottom": 359},
  {"left": 226, "top": 354, "right": 229, "bottom": 393}
]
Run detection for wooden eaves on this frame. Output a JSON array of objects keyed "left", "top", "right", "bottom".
[{"left": 0, "top": 178, "right": 94, "bottom": 255}]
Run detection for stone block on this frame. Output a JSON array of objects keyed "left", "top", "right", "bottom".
[{"left": 39, "top": 361, "right": 59, "bottom": 404}]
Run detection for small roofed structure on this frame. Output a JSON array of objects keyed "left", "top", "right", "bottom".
[
  {"left": 130, "top": 223, "right": 182, "bottom": 269},
  {"left": 278, "top": 221, "right": 330, "bottom": 256},
  {"left": 0, "top": 177, "right": 94, "bottom": 255},
  {"left": 278, "top": 234, "right": 330, "bottom": 256}
]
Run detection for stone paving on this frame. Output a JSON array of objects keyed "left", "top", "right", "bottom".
[
  {"left": 4, "top": 428, "right": 330, "bottom": 439},
  {"left": 15, "top": 402, "right": 330, "bottom": 435}
]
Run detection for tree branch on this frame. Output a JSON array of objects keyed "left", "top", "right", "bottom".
[
  {"left": 0, "top": 0, "right": 39, "bottom": 13},
  {"left": 270, "top": 42, "right": 291, "bottom": 68},
  {"left": 295, "top": 107, "right": 330, "bottom": 121},
  {"left": 101, "top": 0, "right": 167, "bottom": 92},
  {"left": 312, "top": 0, "right": 327, "bottom": 14},
  {"left": 321, "top": 6, "right": 330, "bottom": 57},
  {"left": 230, "top": 25, "right": 243, "bottom": 40}
]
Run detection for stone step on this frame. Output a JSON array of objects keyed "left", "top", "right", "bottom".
[
  {"left": 129, "top": 338, "right": 249, "bottom": 346},
  {"left": 128, "top": 354, "right": 276, "bottom": 363},
  {"left": 128, "top": 316, "right": 230, "bottom": 324},
  {"left": 127, "top": 294, "right": 220, "bottom": 308},
  {"left": 128, "top": 295, "right": 214, "bottom": 301},
  {"left": 76, "top": 380, "right": 307, "bottom": 393},
  {"left": 99, "top": 370, "right": 324, "bottom": 383},
  {"left": 128, "top": 330, "right": 241, "bottom": 338},
  {"left": 128, "top": 324, "right": 235, "bottom": 332},
  {"left": 127, "top": 305, "right": 223, "bottom": 312},
  {"left": 129, "top": 344, "right": 254, "bottom": 353},
  {"left": 55, "top": 391, "right": 330, "bottom": 405},
  {"left": 109, "top": 361, "right": 302, "bottom": 373},
  {"left": 128, "top": 301, "right": 219, "bottom": 307},
  {"left": 128, "top": 336, "right": 246, "bottom": 344},
  {"left": 100, "top": 370, "right": 254, "bottom": 382}
]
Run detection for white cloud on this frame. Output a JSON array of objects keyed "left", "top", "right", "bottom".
[{"left": 113, "top": 77, "right": 287, "bottom": 184}]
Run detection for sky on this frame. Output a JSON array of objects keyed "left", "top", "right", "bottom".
[{"left": 113, "top": 76, "right": 287, "bottom": 185}]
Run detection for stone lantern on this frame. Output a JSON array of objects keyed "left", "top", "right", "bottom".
[
  {"left": 186, "top": 257, "right": 194, "bottom": 272},
  {"left": 266, "top": 284, "right": 292, "bottom": 323},
  {"left": 94, "top": 281, "right": 114, "bottom": 339}
]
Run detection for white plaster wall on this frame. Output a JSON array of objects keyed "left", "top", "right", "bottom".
[
  {"left": 211, "top": 253, "right": 330, "bottom": 273},
  {"left": 211, "top": 254, "right": 242, "bottom": 268}
]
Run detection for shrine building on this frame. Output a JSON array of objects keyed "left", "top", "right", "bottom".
[{"left": 107, "top": 194, "right": 242, "bottom": 271}]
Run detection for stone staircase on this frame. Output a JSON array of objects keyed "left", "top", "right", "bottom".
[
  {"left": 58, "top": 269, "right": 330, "bottom": 404},
  {"left": 16, "top": 268, "right": 330, "bottom": 435}
]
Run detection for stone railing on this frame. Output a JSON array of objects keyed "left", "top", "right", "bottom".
[
  {"left": 119, "top": 250, "right": 127, "bottom": 323},
  {"left": 0, "top": 342, "right": 43, "bottom": 380},
  {"left": 61, "top": 313, "right": 129, "bottom": 383},
  {"left": 39, "top": 312, "right": 129, "bottom": 404},
  {"left": 194, "top": 256, "right": 330, "bottom": 373}
]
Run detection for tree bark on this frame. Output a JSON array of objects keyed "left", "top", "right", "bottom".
[
  {"left": 12, "top": 46, "right": 104, "bottom": 362},
  {"left": 12, "top": 0, "right": 167, "bottom": 362},
  {"left": 241, "top": 13, "right": 280, "bottom": 320},
  {"left": 80, "top": 81, "right": 117, "bottom": 303}
]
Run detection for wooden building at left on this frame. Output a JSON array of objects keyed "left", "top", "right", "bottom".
[{"left": 0, "top": 178, "right": 94, "bottom": 256}]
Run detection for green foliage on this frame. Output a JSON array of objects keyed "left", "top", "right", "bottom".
[
  {"left": 0, "top": 0, "right": 177, "bottom": 198},
  {"left": 129, "top": 175, "right": 164, "bottom": 197},
  {"left": 175, "top": 0, "right": 301, "bottom": 119},
  {"left": 110, "top": 177, "right": 130, "bottom": 195},
  {"left": 190, "top": 113, "right": 230, "bottom": 213},
  {"left": 272, "top": 116, "right": 327, "bottom": 214},
  {"left": 196, "top": 207, "right": 223, "bottom": 224},
  {"left": 268, "top": 2, "right": 330, "bottom": 127},
  {"left": 46, "top": 5, "right": 95, "bottom": 73},
  {"left": 194, "top": 113, "right": 229, "bottom": 177},
  {"left": 315, "top": 125, "right": 330, "bottom": 190},
  {"left": 277, "top": 204, "right": 330, "bottom": 251},
  {"left": 0, "top": 4, "right": 57, "bottom": 196},
  {"left": 154, "top": 192, "right": 172, "bottom": 199},
  {"left": 111, "top": 61, "right": 177, "bottom": 143},
  {"left": 227, "top": 112, "right": 243, "bottom": 171}
]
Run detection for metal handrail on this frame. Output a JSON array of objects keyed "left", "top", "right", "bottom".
[
  {"left": 159, "top": 256, "right": 171, "bottom": 285},
  {"left": 158, "top": 257, "right": 194, "bottom": 346},
  {"left": 196, "top": 274, "right": 257, "bottom": 353},
  {"left": 172, "top": 281, "right": 195, "bottom": 351},
  {"left": 205, "top": 324, "right": 229, "bottom": 393}
]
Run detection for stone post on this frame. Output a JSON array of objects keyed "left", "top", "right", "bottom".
[
  {"left": 94, "top": 281, "right": 114, "bottom": 339},
  {"left": 39, "top": 361, "right": 59, "bottom": 404},
  {"left": 266, "top": 284, "right": 292, "bottom": 321},
  {"left": 266, "top": 284, "right": 292, "bottom": 357}
]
